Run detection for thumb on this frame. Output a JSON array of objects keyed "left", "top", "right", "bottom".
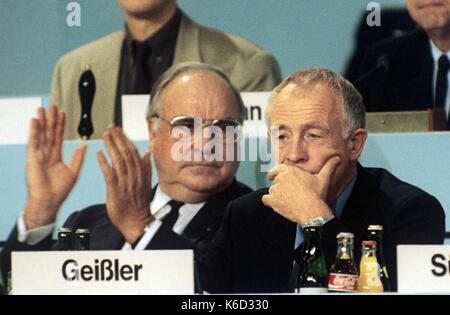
[
  {"left": 317, "top": 156, "right": 341, "bottom": 184},
  {"left": 261, "top": 194, "right": 272, "bottom": 208},
  {"left": 69, "top": 144, "right": 87, "bottom": 177}
]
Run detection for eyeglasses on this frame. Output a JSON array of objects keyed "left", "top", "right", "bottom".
[{"left": 153, "top": 115, "right": 242, "bottom": 143}]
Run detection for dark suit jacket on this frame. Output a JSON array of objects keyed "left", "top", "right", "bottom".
[
  {"left": 0, "top": 179, "right": 252, "bottom": 283},
  {"left": 345, "top": 8, "right": 416, "bottom": 82},
  {"left": 201, "top": 165, "right": 445, "bottom": 293},
  {"left": 356, "top": 29, "right": 434, "bottom": 112}
]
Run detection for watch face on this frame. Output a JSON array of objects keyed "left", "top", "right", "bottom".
[
  {"left": 304, "top": 217, "right": 324, "bottom": 228},
  {"left": 313, "top": 217, "right": 326, "bottom": 226},
  {"left": 304, "top": 215, "right": 334, "bottom": 228}
]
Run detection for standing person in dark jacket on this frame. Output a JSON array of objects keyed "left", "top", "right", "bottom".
[{"left": 357, "top": 0, "right": 450, "bottom": 129}]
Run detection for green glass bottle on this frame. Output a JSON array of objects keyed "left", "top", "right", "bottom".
[
  {"left": 367, "top": 225, "right": 391, "bottom": 291},
  {"left": 75, "top": 229, "right": 90, "bottom": 250},
  {"left": 296, "top": 226, "right": 328, "bottom": 293},
  {"left": 58, "top": 228, "right": 74, "bottom": 250}
]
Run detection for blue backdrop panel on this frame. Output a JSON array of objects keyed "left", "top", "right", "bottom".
[
  {"left": 1, "top": 132, "right": 449, "bottom": 240},
  {"left": 0, "top": 0, "right": 405, "bottom": 96}
]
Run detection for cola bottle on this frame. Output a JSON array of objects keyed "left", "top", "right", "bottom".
[{"left": 328, "top": 232, "right": 358, "bottom": 292}]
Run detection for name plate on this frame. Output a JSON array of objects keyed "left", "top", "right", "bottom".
[
  {"left": 397, "top": 245, "right": 450, "bottom": 293},
  {"left": 12, "top": 250, "right": 194, "bottom": 295},
  {"left": 122, "top": 92, "right": 270, "bottom": 140},
  {"left": 0, "top": 97, "right": 42, "bottom": 144}
]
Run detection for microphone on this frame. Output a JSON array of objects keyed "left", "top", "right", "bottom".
[
  {"left": 353, "top": 54, "right": 391, "bottom": 87},
  {"left": 78, "top": 64, "right": 95, "bottom": 140}
]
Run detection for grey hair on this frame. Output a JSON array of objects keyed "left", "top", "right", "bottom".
[
  {"left": 265, "top": 67, "right": 365, "bottom": 135},
  {"left": 146, "top": 62, "right": 246, "bottom": 128}
]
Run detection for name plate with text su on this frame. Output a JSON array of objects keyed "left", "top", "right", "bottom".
[{"left": 397, "top": 245, "right": 450, "bottom": 293}]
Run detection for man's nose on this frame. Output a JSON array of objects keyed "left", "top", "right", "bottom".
[
  {"left": 203, "top": 126, "right": 217, "bottom": 154},
  {"left": 286, "top": 137, "right": 307, "bottom": 164},
  {"left": 192, "top": 126, "right": 220, "bottom": 156}
]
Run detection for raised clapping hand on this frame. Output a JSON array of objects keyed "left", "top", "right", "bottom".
[
  {"left": 97, "top": 124, "right": 153, "bottom": 244},
  {"left": 23, "top": 105, "right": 87, "bottom": 229},
  {"left": 261, "top": 156, "right": 341, "bottom": 226}
]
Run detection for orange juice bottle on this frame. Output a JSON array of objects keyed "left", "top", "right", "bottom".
[{"left": 357, "top": 240, "right": 384, "bottom": 292}]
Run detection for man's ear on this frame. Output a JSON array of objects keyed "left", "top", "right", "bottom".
[
  {"left": 147, "top": 120, "right": 156, "bottom": 153},
  {"left": 348, "top": 128, "right": 367, "bottom": 161}
]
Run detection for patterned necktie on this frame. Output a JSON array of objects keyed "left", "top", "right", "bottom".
[{"left": 161, "top": 200, "right": 184, "bottom": 229}]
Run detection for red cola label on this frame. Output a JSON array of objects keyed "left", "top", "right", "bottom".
[{"left": 328, "top": 273, "right": 358, "bottom": 292}]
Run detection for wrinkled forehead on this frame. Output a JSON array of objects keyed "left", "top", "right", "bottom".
[
  {"left": 270, "top": 82, "right": 344, "bottom": 123},
  {"left": 276, "top": 81, "right": 340, "bottom": 101},
  {"left": 160, "top": 71, "right": 240, "bottom": 120}
]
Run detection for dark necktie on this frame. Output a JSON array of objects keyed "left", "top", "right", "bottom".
[
  {"left": 435, "top": 54, "right": 450, "bottom": 109},
  {"left": 132, "top": 41, "right": 150, "bottom": 94},
  {"left": 161, "top": 200, "right": 184, "bottom": 229}
]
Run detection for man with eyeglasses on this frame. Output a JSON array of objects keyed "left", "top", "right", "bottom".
[{"left": 0, "top": 63, "right": 252, "bottom": 286}]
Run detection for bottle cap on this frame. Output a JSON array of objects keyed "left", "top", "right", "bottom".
[
  {"left": 336, "top": 232, "right": 354, "bottom": 239},
  {"left": 75, "top": 228, "right": 90, "bottom": 234},
  {"left": 368, "top": 225, "right": 383, "bottom": 231}
]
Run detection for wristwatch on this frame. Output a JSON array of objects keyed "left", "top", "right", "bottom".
[{"left": 302, "top": 215, "right": 335, "bottom": 228}]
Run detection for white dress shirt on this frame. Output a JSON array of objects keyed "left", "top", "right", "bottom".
[
  {"left": 17, "top": 185, "right": 206, "bottom": 250},
  {"left": 430, "top": 39, "right": 450, "bottom": 119}
]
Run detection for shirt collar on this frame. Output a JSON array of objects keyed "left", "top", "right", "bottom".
[
  {"left": 123, "top": 7, "right": 181, "bottom": 56},
  {"left": 430, "top": 39, "right": 450, "bottom": 63},
  {"left": 150, "top": 185, "right": 172, "bottom": 216},
  {"left": 332, "top": 174, "right": 357, "bottom": 219},
  {"left": 150, "top": 185, "right": 206, "bottom": 216}
]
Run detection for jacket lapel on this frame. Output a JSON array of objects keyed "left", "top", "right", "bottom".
[
  {"left": 410, "top": 31, "right": 434, "bottom": 108},
  {"left": 259, "top": 208, "right": 297, "bottom": 255},
  {"left": 182, "top": 180, "right": 239, "bottom": 241},
  {"left": 181, "top": 202, "right": 218, "bottom": 241},
  {"left": 340, "top": 164, "right": 379, "bottom": 242},
  {"left": 173, "top": 13, "right": 202, "bottom": 64},
  {"left": 91, "top": 185, "right": 158, "bottom": 250},
  {"left": 90, "top": 211, "right": 125, "bottom": 250},
  {"left": 256, "top": 201, "right": 297, "bottom": 291}
]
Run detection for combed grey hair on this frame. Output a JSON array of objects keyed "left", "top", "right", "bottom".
[
  {"left": 265, "top": 67, "right": 365, "bottom": 135},
  {"left": 146, "top": 62, "right": 246, "bottom": 128}
]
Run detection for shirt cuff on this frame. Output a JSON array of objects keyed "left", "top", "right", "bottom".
[
  {"left": 17, "top": 213, "right": 54, "bottom": 245},
  {"left": 121, "top": 219, "right": 162, "bottom": 251}
]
